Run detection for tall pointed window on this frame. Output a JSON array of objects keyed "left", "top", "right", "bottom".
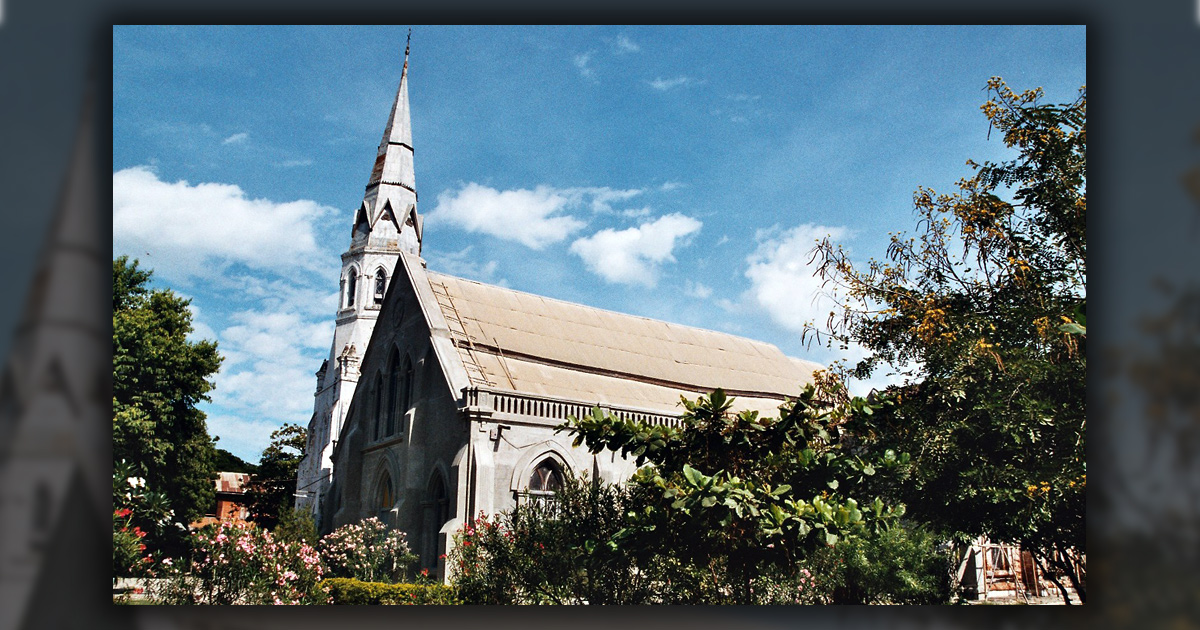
[
  {"left": 374, "top": 268, "right": 387, "bottom": 306},
  {"left": 345, "top": 267, "right": 358, "bottom": 308},
  {"left": 386, "top": 350, "right": 399, "bottom": 436},
  {"left": 421, "top": 474, "right": 449, "bottom": 570},
  {"left": 400, "top": 358, "right": 414, "bottom": 432},
  {"left": 373, "top": 374, "right": 384, "bottom": 441},
  {"left": 377, "top": 473, "right": 394, "bottom": 522}
]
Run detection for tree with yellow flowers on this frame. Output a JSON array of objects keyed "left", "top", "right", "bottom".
[{"left": 811, "top": 78, "right": 1086, "bottom": 602}]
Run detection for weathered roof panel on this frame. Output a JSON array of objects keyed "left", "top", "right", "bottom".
[{"left": 424, "top": 270, "right": 824, "bottom": 416}]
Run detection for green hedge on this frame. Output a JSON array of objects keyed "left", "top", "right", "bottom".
[{"left": 322, "top": 578, "right": 460, "bottom": 605}]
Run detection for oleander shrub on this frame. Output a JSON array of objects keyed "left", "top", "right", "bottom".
[
  {"left": 319, "top": 517, "right": 418, "bottom": 584},
  {"left": 153, "top": 521, "right": 326, "bottom": 605}
]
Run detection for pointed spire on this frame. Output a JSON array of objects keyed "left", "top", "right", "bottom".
[
  {"left": 359, "top": 30, "right": 420, "bottom": 255},
  {"left": 366, "top": 30, "right": 416, "bottom": 198}
]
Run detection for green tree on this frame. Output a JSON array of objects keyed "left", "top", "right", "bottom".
[
  {"left": 247, "top": 423, "right": 307, "bottom": 530},
  {"left": 559, "top": 384, "right": 909, "bottom": 604},
  {"left": 214, "top": 448, "right": 258, "bottom": 475},
  {"left": 113, "top": 256, "right": 222, "bottom": 524},
  {"left": 811, "top": 78, "right": 1086, "bottom": 601},
  {"left": 274, "top": 506, "right": 318, "bottom": 545}
]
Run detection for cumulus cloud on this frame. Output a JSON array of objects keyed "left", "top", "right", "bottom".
[
  {"left": 428, "top": 183, "right": 650, "bottom": 249},
  {"left": 570, "top": 213, "right": 702, "bottom": 287},
  {"left": 113, "top": 166, "right": 335, "bottom": 282},
  {"left": 743, "top": 223, "right": 909, "bottom": 395},
  {"left": 744, "top": 223, "right": 848, "bottom": 334},
  {"left": 206, "top": 307, "right": 333, "bottom": 454}
]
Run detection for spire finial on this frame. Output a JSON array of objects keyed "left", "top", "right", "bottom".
[{"left": 403, "top": 28, "right": 411, "bottom": 73}]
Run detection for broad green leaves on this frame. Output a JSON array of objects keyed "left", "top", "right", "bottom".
[{"left": 558, "top": 383, "right": 909, "bottom": 601}]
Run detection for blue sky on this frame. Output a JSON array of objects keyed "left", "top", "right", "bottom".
[{"left": 112, "top": 25, "right": 1086, "bottom": 463}]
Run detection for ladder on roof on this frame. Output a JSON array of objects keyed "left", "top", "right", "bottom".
[{"left": 430, "top": 281, "right": 492, "bottom": 387}]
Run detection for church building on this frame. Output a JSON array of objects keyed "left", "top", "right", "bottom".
[{"left": 296, "top": 46, "right": 824, "bottom": 578}]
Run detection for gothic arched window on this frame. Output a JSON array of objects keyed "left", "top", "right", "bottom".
[
  {"left": 386, "top": 350, "right": 399, "bottom": 436},
  {"left": 528, "top": 459, "right": 564, "bottom": 494},
  {"left": 346, "top": 267, "right": 358, "bottom": 308},
  {"left": 373, "top": 373, "right": 384, "bottom": 441},
  {"left": 374, "top": 268, "right": 387, "bottom": 306},
  {"left": 422, "top": 473, "right": 449, "bottom": 570},
  {"left": 399, "top": 358, "right": 414, "bottom": 432},
  {"left": 376, "top": 473, "right": 394, "bottom": 523}
]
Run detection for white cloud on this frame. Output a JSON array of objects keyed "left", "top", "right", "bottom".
[
  {"left": 185, "top": 303, "right": 219, "bottom": 343},
  {"left": 648, "top": 76, "right": 703, "bottom": 91},
  {"left": 209, "top": 307, "right": 332, "bottom": 435},
  {"left": 745, "top": 223, "right": 848, "bottom": 334},
  {"left": 222, "top": 132, "right": 249, "bottom": 144},
  {"left": 570, "top": 213, "right": 702, "bottom": 287},
  {"left": 684, "top": 280, "right": 713, "bottom": 300},
  {"left": 430, "top": 246, "right": 503, "bottom": 284},
  {"left": 585, "top": 187, "right": 644, "bottom": 214},
  {"left": 113, "top": 166, "right": 336, "bottom": 282},
  {"left": 427, "top": 182, "right": 587, "bottom": 249},
  {"left": 612, "top": 35, "right": 640, "bottom": 54},
  {"left": 743, "top": 224, "right": 910, "bottom": 395},
  {"left": 276, "top": 158, "right": 313, "bottom": 168},
  {"left": 574, "top": 51, "right": 597, "bottom": 81}
]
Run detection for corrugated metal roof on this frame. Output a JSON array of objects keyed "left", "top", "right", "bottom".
[
  {"left": 215, "top": 472, "right": 251, "bottom": 494},
  {"left": 425, "top": 271, "right": 823, "bottom": 416}
]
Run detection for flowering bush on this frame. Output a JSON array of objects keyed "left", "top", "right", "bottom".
[
  {"left": 154, "top": 521, "right": 325, "bottom": 604},
  {"left": 113, "top": 459, "right": 175, "bottom": 578},
  {"left": 319, "top": 517, "right": 417, "bottom": 584},
  {"left": 112, "top": 507, "right": 149, "bottom": 578}
]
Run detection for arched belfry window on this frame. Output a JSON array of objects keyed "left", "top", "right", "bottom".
[
  {"left": 345, "top": 267, "right": 358, "bottom": 308},
  {"left": 374, "top": 268, "right": 387, "bottom": 306},
  {"left": 529, "top": 459, "right": 564, "bottom": 494}
]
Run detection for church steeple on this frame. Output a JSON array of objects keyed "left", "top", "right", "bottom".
[
  {"left": 358, "top": 32, "right": 420, "bottom": 256},
  {"left": 297, "top": 35, "right": 422, "bottom": 523}
]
